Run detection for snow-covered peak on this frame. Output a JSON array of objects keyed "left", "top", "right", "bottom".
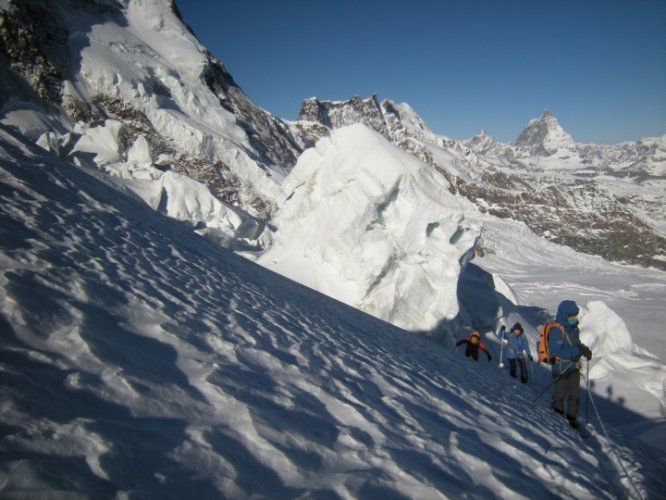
[
  {"left": 514, "top": 110, "right": 578, "bottom": 155},
  {"left": 1, "top": 0, "right": 304, "bottom": 224},
  {"left": 464, "top": 129, "right": 502, "bottom": 154},
  {"left": 380, "top": 99, "right": 441, "bottom": 141}
]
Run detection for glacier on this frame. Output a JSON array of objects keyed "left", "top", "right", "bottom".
[
  {"left": 1, "top": 0, "right": 666, "bottom": 496},
  {"left": 256, "top": 124, "right": 480, "bottom": 332}
]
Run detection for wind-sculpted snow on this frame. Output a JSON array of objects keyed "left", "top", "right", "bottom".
[
  {"left": 258, "top": 124, "right": 480, "bottom": 332},
  {"left": 2, "top": 127, "right": 665, "bottom": 498}
]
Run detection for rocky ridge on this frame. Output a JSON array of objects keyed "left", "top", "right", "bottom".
[
  {"left": 0, "top": 0, "right": 304, "bottom": 223},
  {"left": 299, "top": 96, "right": 666, "bottom": 270},
  {"left": 1, "top": 0, "right": 664, "bottom": 270}
]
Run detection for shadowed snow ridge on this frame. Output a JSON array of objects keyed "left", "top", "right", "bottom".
[{"left": 1, "top": 125, "right": 665, "bottom": 498}]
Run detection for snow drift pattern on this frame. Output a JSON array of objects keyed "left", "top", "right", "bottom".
[{"left": 1, "top": 125, "right": 664, "bottom": 499}]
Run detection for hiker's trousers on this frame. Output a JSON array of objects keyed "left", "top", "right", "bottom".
[{"left": 551, "top": 369, "right": 580, "bottom": 419}]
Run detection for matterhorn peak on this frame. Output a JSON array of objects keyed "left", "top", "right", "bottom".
[{"left": 514, "top": 110, "right": 577, "bottom": 155}]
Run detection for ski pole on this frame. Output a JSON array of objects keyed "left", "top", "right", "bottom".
[
  {"left": 520, "top": 350, "right": 533, "bottom": 383},
  {"left": 532, "top": 362, "right": 573, "bottom": 403},
  {"left": 585, "top": 359, "right": 590, "bottom": 424},
  {"left": 497, "top": 326, "right": 506, "bottom": 368}
]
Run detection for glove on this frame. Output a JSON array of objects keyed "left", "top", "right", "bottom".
[
  {"left": 528, "top": 354, "right": 533, "bottom": 362},
  {"left": 579, "top": 344, "right": 592, "bottom": 361},
  {"left": 488, "top": 355, "right": 492, "bottom": 362}
]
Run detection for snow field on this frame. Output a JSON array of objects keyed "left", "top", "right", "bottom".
[{"left": 4, "top": 127, "right": 664, "bottom": 498}]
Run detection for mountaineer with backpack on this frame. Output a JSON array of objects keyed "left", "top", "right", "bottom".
[
  {"left": 500, "top": 322, "right": 532, "bottom": 383},
  {"left": 455, "top": 330, "right": 492, "bottom": 363},
  {"left": 538, "top": 300, "right": 592, "bottom": 429}
]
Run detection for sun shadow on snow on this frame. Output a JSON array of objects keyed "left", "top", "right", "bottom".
[
  {"left": 3, "top": 267, "right": 203, "bottom": 402},
  {"left": 85, "top": 418, "right": 221, "bottom": 499},
  {"left": 423, "top": 262, "right": 527, "bottom": 346},
  {"left": 0, "top": 452, "right": 118, "bottom": 499},
  {"left": 207, "top": 364, "right": 341, "bottom": 456},
  {"left": 3, "top": 268, "right": 82, "bottom": 335},
  {"left": 204, "top": 428, "right": 310, "bottom": 499},
  {"left": 385, "top": 446, "right": 471, "bottom": 496},
  {"left": 455, "top": 262, "right": 552, "bottom": 335},
  {"left": 0, "top": 315, "right": 221, "bottom": 498},
  {"left": 4, "top": 128, "right": 666, "bottom": 497},
  {"left": 75, "top": 302, "right": 207, "bottom": 402}
]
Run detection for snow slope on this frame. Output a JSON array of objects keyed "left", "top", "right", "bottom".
[
  {"left": 2, "top": 126, "right": 665, "bottom": 498},
  {"left": 248, "top": 121, "right": 666, "bottom": 427},
  {"left": 465, "top": 216, "right": 666, "bottom": 426}
]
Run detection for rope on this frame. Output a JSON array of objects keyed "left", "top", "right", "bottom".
[
  {"left": 534, "top": 359, "right": 644, "bottom": 498},
  {"left": 585, "top": 365, "right": 644, "bottom": 500},
  {"left": 532, "top": 362, "right": 574, "bottom": 403},
  {"left": 523, "top": 350, "right": 534, "bottom": 380}
]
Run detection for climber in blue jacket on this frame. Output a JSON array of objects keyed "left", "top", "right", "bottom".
[
  {"left": 500, "top": 322, "right": 532, "bottom": 383},
  {"left": 548, "top": 300, "right": 592, "bottom": 428}
]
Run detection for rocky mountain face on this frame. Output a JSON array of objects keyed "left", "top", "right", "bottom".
[
  {"left": 1, "top": 0, "right": 664, "bottom": 272},
  {"left": 514, "top": 110, "right": 578, "bottom": 154},
  {"left": 299, "top": 97, "right": 666, "bottom": 270},
  {"left": 0, "top": 0, "right": 304, "bottom": 222},
  {"left": 298, "top": 95, "right": 444, "bottom": 163}
]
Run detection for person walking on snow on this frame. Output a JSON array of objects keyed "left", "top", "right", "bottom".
[
  {"left": 500, "top": 322, "right": 532, "bottom": 383},
  {"left": 548, "top": 300, "right": 592, "bottom": 429},
  {"left": 456, "top": 330, "right": 492, "bottom": 362}
]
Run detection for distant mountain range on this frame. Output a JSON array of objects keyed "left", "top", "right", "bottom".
[
  {"left": 1, "top": 0, "right": 664, "bottom": 282},
  {"left": 299, "top": 96, "right": 666, "bottom": 270}
]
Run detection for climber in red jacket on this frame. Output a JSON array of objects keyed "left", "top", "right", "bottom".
[{"left": 455, "top": 330, "right": 492, "bottom": 362}]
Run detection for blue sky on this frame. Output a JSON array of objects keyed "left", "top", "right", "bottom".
[{"left": 177, "top": 0, "right": 666, "bottom": 144}]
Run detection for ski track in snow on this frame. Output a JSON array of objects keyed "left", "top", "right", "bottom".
[{"left": 1, "top": 128, "right": 665, "bottom": 498}]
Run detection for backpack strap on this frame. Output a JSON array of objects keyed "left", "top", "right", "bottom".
[{"left": 547, "top": 321, "right": 577, "bottom": 364}]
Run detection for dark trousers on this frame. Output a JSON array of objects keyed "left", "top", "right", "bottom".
[
  {"left": 509, "top": 357, "right": 528, "bottom": 383},
  {"left": 464, "top": 345, "right": 479, "bottom": 361},
  {"left": 551, "top": 369, "right": 580, "bottom": 419}
]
